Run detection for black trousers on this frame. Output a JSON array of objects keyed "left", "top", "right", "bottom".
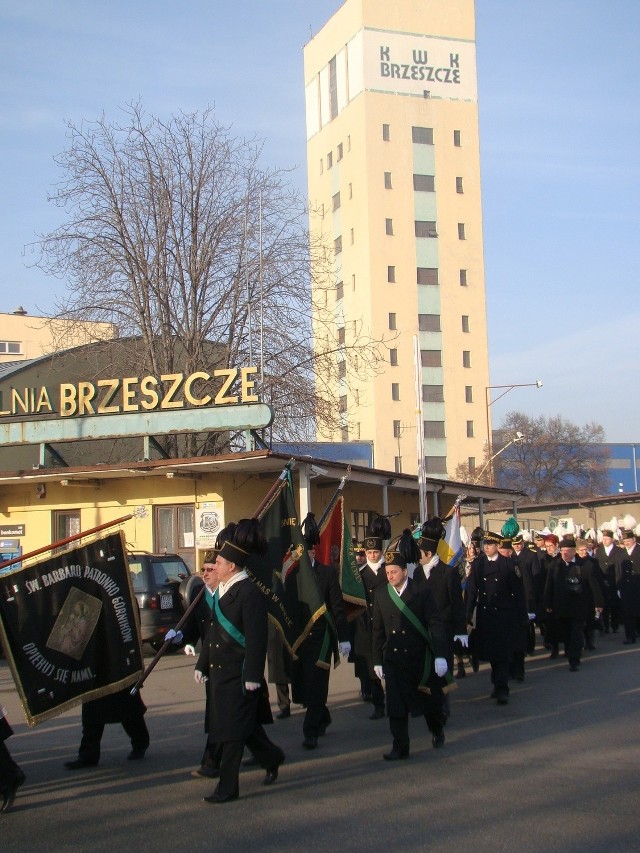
[
  {"left": 490, "top": 659, "right": 510, "bottom": 696},
  {"left": 556, "top": 617, "right": 585, "bottom": 665},
  {"left": 388, "top": 693, "right": 444, "bottom": 755},
  {"left": 0, "top": 740, "right": 22, "bottom": 790},
  {"left": 78, "top": 716, "right": 150, "bottom": 763},
  {"left": 214, "top": 725, "right": 284, "bottom": 799}
]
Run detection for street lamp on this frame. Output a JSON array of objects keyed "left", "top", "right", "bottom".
[
  {"left": 474, "top": 432, "right": 526, "bottom": 485},
  {"left": 484, "top": 380, "right": 542, "bottom": 484}
]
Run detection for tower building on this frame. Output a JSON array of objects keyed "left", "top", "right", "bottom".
[{"left": 304, "top": 0, "right": 490, "bottom": 477}]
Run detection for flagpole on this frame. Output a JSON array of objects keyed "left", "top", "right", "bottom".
[
  {"left": 317, "top": 466, "right": 351, "bottom": 530},
  {"left": 0, "top": 514, "right": 135, "bottom": 571},
  {"left": 130, "top": 461, "right": 296, "bottom": 694}
]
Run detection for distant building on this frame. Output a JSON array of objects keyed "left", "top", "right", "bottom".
[
  {"left": 0, "top": 307, "right": 116, "bottom": 363},
  {"left": 304, "top": 0, "right": 490, "bottom": 478}
]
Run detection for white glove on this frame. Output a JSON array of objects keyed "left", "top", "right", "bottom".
[
  {"left": 194, "top": 670, "right": 207, "bottom": 685},
  {"left": 245, "top": 681, "right": 261, "bottom": 692},
  {"left": 454, "top": 634, "right": 469, "bottom": 648},
  {"left": 374, "top": 665, "right": 384, "bottom": 681},
  {"left": 528, "top": 613, "right": 536, "bottom": 621},
  {"left": 617, "top": 590, "right": 622, "bottom": 599},
  {"left": 434, "top": 657, "right": 448, "bottom": 677},
  {"left": 339, "top": 641, "right": 351, "bottom": 658},
  {"left": 184, "top": 644, "right": 196, "bottom": 656},
  {"left": 165, "top": 628, "right": 183, "bottom": 645}
]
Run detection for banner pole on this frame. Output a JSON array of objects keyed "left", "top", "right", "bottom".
[{"left": 0, "top": 514, "right": 134, "bottom": 571}]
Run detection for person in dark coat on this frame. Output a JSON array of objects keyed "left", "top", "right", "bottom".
[
  {"left": 512, "top": 534, "right": 541, "bottom": 655},
  {"left": 350, "top": 517, "right": 391, "bottom": 720},
  {"left": 413, "top": 516, "right": 468, "bottom": 709},
  {"left": 616, "top": 530, "right": 640, "bottom": 644},
  {"left": 0, "top": 706, "right": 25, "bottom": 813},
  {"left": 349, "top": 542, "right": 373, "bottom": 700},
  {"left": 182, "top": 548, "right": 222, "bottom": 778},
  {"left": 543, "top": 536, "right": 604, "bottom": 671},
  {"left": 465, "top": 530, "right": 528, "bottom": 705},
  {"left": 575, "top": 539, "right": 602, "bottom": 650},
  {"left": 506, "top": 536, "right": 537, "bottom": 679},
  {"left": 539, "top": 534, "right": 561, "bottom": 656},
  {"left": 291, "top": 514, "right": 350, "bottom": 750},
  {"left": 372, "top": 531, "right": 448, "bottom": 760},
  {"left": 195, "top": 520, "right": 284, "bottom": 803},
  {"left": 595, "top": 528, "right": 620, "bottom": 633}
]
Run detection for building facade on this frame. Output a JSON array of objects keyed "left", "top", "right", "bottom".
[
  {"left": 304, "top": 0, "right": 490, "bottom": 478},
  {"left": 0, "top": 307, "right": 116, "bottom": 364}
]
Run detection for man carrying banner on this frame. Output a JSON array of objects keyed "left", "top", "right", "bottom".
[
  {"left": 372, "top": 531, "right": 448, "bottom": 760},
  {"left": 292, "top": 514, "right": 350, "bottom": 750},
  {"left": 195, "top": 519, "right": 284, "bottom": 803}
]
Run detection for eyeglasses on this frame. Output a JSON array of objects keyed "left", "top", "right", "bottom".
[{"left": 202, "top": 566, "right": 215, "bottom": 572}]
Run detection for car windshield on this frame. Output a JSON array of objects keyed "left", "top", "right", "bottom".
[{"left": 151, "top": 559, "right": 190, "bottom": 585}]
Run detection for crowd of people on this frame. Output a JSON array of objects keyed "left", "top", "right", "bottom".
[{"left": 2, "top": 514, "right": 639, "bottom": 812}]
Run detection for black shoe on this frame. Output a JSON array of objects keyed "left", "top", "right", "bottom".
[
  {"left": 569, "top": 663, "right": 580, "bottom": 672},
  {"left": 1, "top": 770, "right": 25, "bottom": 813},
  {"left": 586, "top": 643, "right": 596, "bottom": 651},
  {"left": 471, "top": 657, "right": 480, "bottom": 673},
  {"left": 64, "top": 758, "right": 98, "bottom": 770},
  {"left": 302, "top": 736, "right": 318, "bottom": 750},
  {"left": 191, "top": 766, "right": 220, "bottom": 779},
  {"left": 369, "top": 707, "right": 385, "bottom": 720},
  {"left": 383, "top": 749, "right": 409, "bottom": 761},
  {"left": 496, "top": 693, "right": 509, "bottom": 705},
  {"left": 203, "top": 792, "right": 239, "bottom": 804},
  {"left": 127, "top": 749, "right": 146, "bottom": 760},
  {"left": 455, "top": 664, "right": 466, "bottom": 679},
  {"left": 243, "top": 755, "right": 259, "bottom": 767},
  {"left": 275, "top": 707, "right": 290, "bottom": 720},
  {"left": 432, "top": 731, "right": 445, "bottom": 749},
  {"left": 549, "top": 650, "right": 559, "bottom": 660},
  {"left": 623, "top": 639, "right": 636, "bottom": 645},
  {"left": 263, "top": 754, "right": 285, "bottom": 786}
]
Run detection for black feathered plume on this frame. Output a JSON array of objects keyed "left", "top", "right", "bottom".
[
  {"left": 421, "top": 516, "right": 445, "bottom": 542},
  {"left": 368, "top": 515, "right": 392, "bottom": 540},
  {"left": 397, "top": 528, "right": 421, "bottom": 565},
  {"left": 233, "top": 518, "right": 267, "bottom": 556},
  {"left": 301, "top": 512, "right": 320, "bottom": 548}
]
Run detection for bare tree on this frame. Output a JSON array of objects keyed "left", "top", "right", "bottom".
[
  {"left": 491, "top": 412, "right": 610, "bottom": 501},
  {"left": 33, "top": 103, "right": 387, "bottom": 454}
]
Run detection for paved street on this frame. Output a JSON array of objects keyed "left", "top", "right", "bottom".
[{"left": 2, "top": 631, "right": 640, "bottom": 852}]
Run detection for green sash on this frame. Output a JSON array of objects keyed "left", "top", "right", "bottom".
[
  {"left": 213, "top": 589, "right": 246, "bottom": 648},
  {"left": 387, "top": 585, "right": 433, "bottom": 690}
]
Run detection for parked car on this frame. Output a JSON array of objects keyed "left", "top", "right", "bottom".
[{"left": 128, "top": 552, "right": 192, "bottom": 650}]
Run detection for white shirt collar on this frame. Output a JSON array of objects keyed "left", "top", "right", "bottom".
[
  {"left": 422, "top": 554, "right": 440, "bottom": 578},
  {"left": 218, "top": 569, "right": 248, "bottom": 598},
  {"left": 367, "top": 558, "right": 384, "bottom": 575},
  {"left": 391, "top": 578, "right": 409, "bottom": 597}
]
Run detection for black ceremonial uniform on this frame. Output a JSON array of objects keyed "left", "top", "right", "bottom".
[
  {"left": 594, "top": 543, "right": 620, "bottom": 633},
  {"left": 196, "top": 575, "right": 283, "bottom": 799},
  {"left": 351, "top": 561, "right": 388, "bottom": 714},
  {"left": 616, "top": 543, "right": 640, "bottom": 643},
  {"left": 291, "top": 560, "right": 349, "bottom": 744},
  {"left": 466, "top": 554, "right": 527, "bottom": 702},
  {"left": 543, "top": 556, "right": 604, "bottom": 669},
  {"left": 412, "top": 560, "right": 466, "bottom": 668},
  {"left": 0, "top": 709, "right": 25, "bottom": 812},
  {"left": 372, "top": 578, "right": 447, "bottom": 756}
]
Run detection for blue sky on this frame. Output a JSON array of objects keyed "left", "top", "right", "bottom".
[{"left": 1, "top": 1, "right": 638, "bottom": 441}]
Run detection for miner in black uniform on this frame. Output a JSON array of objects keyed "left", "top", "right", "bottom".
[
  {"left": 291, "top": 514, "right": 350, "bottom": 750},
  {"left": 617, "top": 530, "right": 640, "bottom": 644},
  {"left": 351, "top": 516, "right": 391, "bottom": 720},
  {"left": 413, "top": 517, "right": 467, "bottom": 719},
  {"left": 543, "top": 536, "right": 604, "bottom": 671},
  {"left": 465, "top": 530, "right": 528, "bottom": 705},
  {"left": 349, "top": 541, "right": 373, "bottom": 701},
  {"left": 372, "top": 531, "right": 448, "bottom": 760},
  {"left": 195, "top": 520, "right": 284, "bottom": 803},
  {"left": 595, "top": 528, "right": 620, "bottom": 634},
  {"left": 507, "top": 535, "right": 537, "bottom": 676}
]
